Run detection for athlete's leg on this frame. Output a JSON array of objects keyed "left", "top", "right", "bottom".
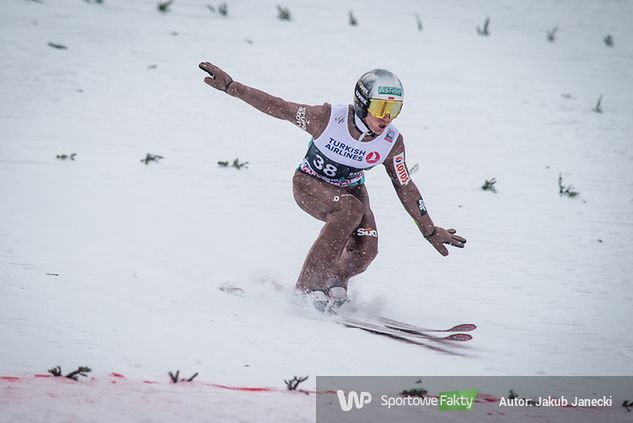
[
  {"left": 334, "top": 184, "right": 379, "bottom": 289},
  {"left": 292, "top": 171, "right": 364, "bottom": 293}
]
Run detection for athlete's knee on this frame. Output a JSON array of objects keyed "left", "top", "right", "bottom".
[
  {"left": 347, "top": 236, "right": 378, "bottom": 267},
  {"left": 366, "top": 241, "right": 379, "bottom": 262},
  {"left": 359, "top": 241, "right": 379, "bottom": 267}
]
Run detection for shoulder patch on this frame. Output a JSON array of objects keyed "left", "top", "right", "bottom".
[
  {"left": 393, "top": 152, "right": 410, "bottom": 186},
  {"left": 385, "top": 128, "right": 396, "bottom": 143},
  {"left": 295, "top": 107, "right": 307, "bottom": 130}
]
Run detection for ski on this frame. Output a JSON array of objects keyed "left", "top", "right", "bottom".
[
  {"left": 337, "top": 318, "right": 472, "bottom": 356},
  {"left": 375, "top": 317, "right": 477, "bottom": 333},
  {"left": 339, "top": 317, "right": 472, "bottom": 342}
]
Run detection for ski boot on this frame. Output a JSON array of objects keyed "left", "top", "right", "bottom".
[{"left": 305, "top": 287, "right": 350, "bottom": 313}]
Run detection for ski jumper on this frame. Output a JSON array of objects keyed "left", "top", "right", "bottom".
[{"left": 293, "top": 105, "right": 399, "bottom": 292}]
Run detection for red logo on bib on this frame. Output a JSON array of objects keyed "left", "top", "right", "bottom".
[{"left": 366, "top": 152, "right": 381, "bottom": 164}]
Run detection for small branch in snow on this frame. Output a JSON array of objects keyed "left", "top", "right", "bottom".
[
  {"left": 48, "top": 42, "right": 67, "bottom": 50},
  {"left": 546, "top": 27, "right": 558, "bottom": 42},
  {"left": 284, "top": 375, "right": 308, "bottom": 391},
  {"left": 401, "top": 387, "right": 427, "bottom": 398},
  {"left": 218, "top": 158, "right": 249, "bottom": 169},
  {"left": 476, "top": 17, "right": 490, "bottom": 36},
  {"left": 481, "top": 177, "right": 497, "bottom": 193},
  {"left": 140, "top": 153, "right": 164, "bottom": 165},
  {"left": 231, "top": 158, "right": 248, "bottom": 169},
  {"left": 48, "top": 366, "right": 92, "bottom": 381},
  {"left": 48, "top": 366, "right": 62, "bottom": 377},
  {"left": 65, "top": 367, "right": 92, "bottom": 381},
  {"left": 415, "top": 14, "right": 423, "bottom": 31},
  {"left": 208, "top": 3, "right": 227, "bottom": 17},
  {"left": 349, "top": 10, "right": 357, "bottom": 26},
  {"left": 168, "top": 370, "right": 199, "bottom": 383},
  {"left": 558, "top": 173, "right": 579, "bottom": 198},
  {"left": 277, "top": 5, "right": 291, "bottom": 21},
  {"left": 592, "top": 95, "right": 603, "bottom": 113},
  {"left": 56, "top": 153, "right": 77, "bottom": 161},
  {"left": 508, "top": 389, "right": 539, "bottom": 406},
  {"left": 218, "top": 2, "right": 227, "bottom": 16},
  {"left": 158, "top": 0, "right": 173, "bottom": 13}
]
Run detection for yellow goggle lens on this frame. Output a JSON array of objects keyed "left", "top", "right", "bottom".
[{"left": 367, "top": 99, "right": 403, "bottom": 119}]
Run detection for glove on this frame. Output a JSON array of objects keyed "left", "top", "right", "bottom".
[
  {"left": 425, "top": 226, "right": 466, "bottom": 256},
  {"left": 199, "top": 61, "right": 234, "bottom": 93}
]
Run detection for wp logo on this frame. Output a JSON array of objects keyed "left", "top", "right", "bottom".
[{"left": 336, "top": 390, "right": 372, "bottom": 411}]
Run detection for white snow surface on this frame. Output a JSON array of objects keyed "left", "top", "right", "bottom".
[{"left": 1, "top": 0, "right": 632, "bottom": 421}]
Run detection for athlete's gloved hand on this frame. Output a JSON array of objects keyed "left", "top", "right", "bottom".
[
  {"left": 425, "top": 226, "right": 466, "bottom": 256},
  {"left": 199, "top": 62, "right": 234, "bottom": 93}
]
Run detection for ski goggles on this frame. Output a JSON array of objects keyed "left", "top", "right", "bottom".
[{"left": 368, "top": 99, "right": 403, "bottom": 119}]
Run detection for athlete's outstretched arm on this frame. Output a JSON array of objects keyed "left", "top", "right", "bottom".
[
  {"left": 199, "top": 61, "right": 328, "bottom": 138},
  {"left": 384, "top": 135, "right": 467, "bottom": 256}
]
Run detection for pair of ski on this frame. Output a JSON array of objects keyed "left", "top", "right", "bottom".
[
  {"left": 218, "top": 283, "right": 476, "bottom": 350},
  {"left": 336, "top": 315, "right": 476, "bottom": 344}
]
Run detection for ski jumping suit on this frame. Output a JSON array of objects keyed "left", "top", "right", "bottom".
[{"left": 293, "top": 105, "right": 399, "bottom": 292}]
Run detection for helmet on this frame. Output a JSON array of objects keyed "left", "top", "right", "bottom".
[{"left": 353, "top": 69, "right": 404, "bottom": 120}]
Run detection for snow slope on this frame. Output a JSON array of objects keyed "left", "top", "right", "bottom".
[{"left": 1, "top": 0, "right": 632, "bottom": 421}]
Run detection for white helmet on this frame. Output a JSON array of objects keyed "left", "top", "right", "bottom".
[{"left": 353, "top": 69, "right": 404, "bottom": 119}]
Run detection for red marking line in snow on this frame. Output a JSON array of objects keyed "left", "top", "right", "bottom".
[
  {"left": 478, "top": 393, "right": 501, "bottom": 403},
  {"left": 1, "top": 374, "right": 603, "bottom": 410},
  {"left": 205, "top": 383, "right": 330, "bottom": 394},
  {"left": 0, "top": 373, "right": 324, "bottom": 394},
  {"left": 208, "top": 384, "right": 281, "bottom": 392}
]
